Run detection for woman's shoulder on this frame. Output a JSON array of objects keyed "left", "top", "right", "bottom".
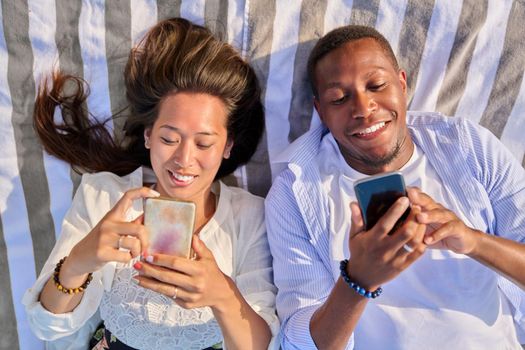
[
  {"left": 220, "top": 182, "right": 264, "bottom": 213},
  {"left": 79, "top": 168, "right": 143, "bottom": 194}
]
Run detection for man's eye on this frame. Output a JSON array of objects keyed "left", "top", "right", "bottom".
[
  {"left": 197, "top": 144, "right": 212, "bottom": 149},
  {"left": 331, "top": 95, "right": 347, "bottom": 105}
]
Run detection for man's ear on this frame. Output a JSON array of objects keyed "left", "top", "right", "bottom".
[
  {"left": 314, "top": 97, "right": 324, "bottom": 123},
  {"left": 398, "top": 70, "right": 408, "bottom": 95}
]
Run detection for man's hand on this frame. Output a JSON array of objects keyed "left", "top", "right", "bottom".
[
  {"left": 407, "top": 187, "right": 481, "bottom": 254},
  {"left": 347, "top": 196, "right": 427, "bottom": 291}
]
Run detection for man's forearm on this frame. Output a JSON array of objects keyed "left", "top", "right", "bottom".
[
  {"left": 310, "top": 278, "right": 369, "bottom": 350},
  {"left": 468, "top": 231, "right": 525, "bottom": 289}
]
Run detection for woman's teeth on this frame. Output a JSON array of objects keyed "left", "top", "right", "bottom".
[{"left": 169, "top": 170, "right": 194, "bottom": 182}]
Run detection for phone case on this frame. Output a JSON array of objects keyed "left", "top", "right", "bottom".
[
  {"left": 354, "top": 171, "right": 409, "bottom": 231},
  {"left": 144, "top": 197, "right": 196, "bottom": 258}
]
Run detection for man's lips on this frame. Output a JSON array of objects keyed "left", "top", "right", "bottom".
[{"left": 352, "top": 121, "right": 388, "bottom": 138}]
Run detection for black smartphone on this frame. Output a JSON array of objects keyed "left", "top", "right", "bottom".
[{"left": 354, "top": 171, "right": 410, "bottom": 234}]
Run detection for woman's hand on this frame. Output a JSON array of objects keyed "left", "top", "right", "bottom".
[
  {"left": 347, "top": 197, "right": 427, "bottom": 290},
  {"left": 133, "top": 235, "right": 236, "bottom": 311},
  {"left": 407, "top": 187, "right": 481, "bottom": 254},
  {"left": 65, "top": 187, "right": 160, "bottom": 277}
]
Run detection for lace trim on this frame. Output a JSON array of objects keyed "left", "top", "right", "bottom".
[{"left": 100, "top": 265, "right": 222, "bottom": 350}]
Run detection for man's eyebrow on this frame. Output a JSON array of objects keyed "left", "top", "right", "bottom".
[{"left": 159, "top": 124, "right": 218, "bottom": 136}]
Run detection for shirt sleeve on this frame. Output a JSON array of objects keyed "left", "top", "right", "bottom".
[
  {"left": 265, "top": 170, "right": 354, "bottom": 350},
  {"left": 22, "top": 173, "right": 116, "bottom": 344},
  {"left": 231, "top": 190, "right": 280, "bottom": 349},
  {"left": 463, "top": 119, "right": 525, "bottom": 337}
]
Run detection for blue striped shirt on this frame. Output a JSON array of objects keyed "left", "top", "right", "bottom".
[{"left": 265, "top": 112, "right": 525, "bottom": 349}]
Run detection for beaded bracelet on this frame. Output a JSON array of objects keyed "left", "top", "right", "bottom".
[
  {"left": 340, "top": 259, "right": 383, "bottom": 299},
  {"left": 53, "top": 257, "right": 93, "bottom": 294}
]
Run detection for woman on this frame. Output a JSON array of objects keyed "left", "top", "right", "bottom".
[{"left": 23, "top": 18, "right": 277, "bottom": 350}]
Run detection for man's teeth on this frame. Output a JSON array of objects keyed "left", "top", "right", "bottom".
[
  {"left": 358, "top": 122, "right": 385, "bottom": 135},
  {"left": 170, "top": 171, "right": 194, "bottom": 181}
]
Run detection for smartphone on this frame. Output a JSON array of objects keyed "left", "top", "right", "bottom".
[
  {"left": 143, "top": 197, "right": 196, "bottom": 258},
  {"left": 354, "top": 171, "right": 410, "bottom": 234}
]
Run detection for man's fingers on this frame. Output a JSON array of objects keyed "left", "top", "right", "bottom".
[
  {"left": 374, "top": 197, "right": 410, "bottom": 236},
  {"left": 349, "top": 202, "right": 364, "bottom": 238}
]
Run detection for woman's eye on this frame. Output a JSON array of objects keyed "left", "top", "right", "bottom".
[
  {"left": 369, "top": 82, "right": 386, "bottom": 91},
  {"left": 160, "top": 137, "right": 179, "bottom": 145}
]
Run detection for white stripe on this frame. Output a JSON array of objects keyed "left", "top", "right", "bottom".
[
  {"left": 454, "top": 0, "right": 513, "bottom": 123},
  {"left": 131, "top": 0, "right": 158, "bottom": 45},
  {"left": 262, "top": 0, "right": 301, "bottom": 179},
  {"left": 500, "top": 72, "right": 525, "bottom": 163},
  {"left": 28, "top": 0, "right": 73, "bottom": 244},
  {"left": 0, "top": 4, "right": 41, "bottom": 350},
  {"left": 409, "top": 0, "right": 463, "bottom": 111},
  {"left": 79, "top": 0, "right": 114, "bottom": 129},
  {"left": 180, "top": 0, "right": 206, "bottom": 26},
  {"left": 227, "top": 0, "right": 245, "bottom": 49},
  {"left": 376, "top": 0, "right": 409, "bottom": 56},
  {"left": 324, "top": 0, "right": 353, "bottom": 34}
]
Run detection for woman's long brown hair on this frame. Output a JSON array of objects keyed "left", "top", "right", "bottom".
[{"left": 33, "top": 18, "right": 264, "bottom": 178}]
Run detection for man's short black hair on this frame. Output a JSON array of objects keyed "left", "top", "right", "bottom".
[{"left": 307, "top": 25, "right": 399, "bottom": 98}]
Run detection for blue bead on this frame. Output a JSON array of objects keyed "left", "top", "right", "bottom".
[{"left": 365, "top": 291, "right": 372, "bottom": 298}]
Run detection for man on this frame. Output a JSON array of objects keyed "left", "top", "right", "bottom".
[{"left": 265, "top": 25, "right": 525, "bottom": 349}]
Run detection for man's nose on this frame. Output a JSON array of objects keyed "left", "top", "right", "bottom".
[{"left": 351, "top": 91, "right": 377, "bottom": 118}]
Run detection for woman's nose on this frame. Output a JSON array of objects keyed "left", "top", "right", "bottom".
[{"left": 172, "top": 140, "right": 193, "bottom": 168}]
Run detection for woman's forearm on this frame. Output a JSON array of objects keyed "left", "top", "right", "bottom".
[{"left": 212, "top": 279, "right": 272, "bottom": 350}]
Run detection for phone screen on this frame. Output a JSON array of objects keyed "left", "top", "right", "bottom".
[
  {"left": 144, "top": 197, "right": 196, "bottom": 258},
  {"left": 354, "top": 172, "right": 410, "bottom": 233}
]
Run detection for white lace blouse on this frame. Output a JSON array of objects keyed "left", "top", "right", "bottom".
[{"left": 23, "top": 168, "right": 279, "bottom": 350}]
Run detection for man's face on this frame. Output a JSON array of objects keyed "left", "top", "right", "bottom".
[{"left": 314, "top": 38, "right": 413, "bottom": 174}]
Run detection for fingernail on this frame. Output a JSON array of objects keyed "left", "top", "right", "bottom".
[
  {"left": 424, "top": 237, "right": 433, "bottom": 244},
  {"left": 145, "top": 255, "right": 154, "bottom": 263},
  {"left": 133, "top": 262, "right": 143, "bottom": 270},
  {"left": 399, "top": 197, "right": 409, "bottom": 206},
  {"left": 149, "top": 189, "right": 161, "bottom": 197}
]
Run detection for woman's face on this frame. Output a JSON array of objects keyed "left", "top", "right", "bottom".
[{"left": 145, "top": 92, "right": 232, "bottom": 204}]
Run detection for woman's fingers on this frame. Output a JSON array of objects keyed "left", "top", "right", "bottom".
[
  {"left": 134, "top": 259, "right": 196, "bottom": 291},
  {"left": 108, "top": 187, "right": 160, "bottom": 220}
]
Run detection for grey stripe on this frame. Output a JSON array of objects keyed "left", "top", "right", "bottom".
[
  {"left": 205, "top": 0, "right": 229, "bottom": 39},
  {"left": 435, "top": 0, "right": 488, "bottom": 117},
  {"left": 55, "top": 0, "right": 84, "bottom": 193},
  {"left": 157, "top": 0, "right": 181, "bottom": 20},
  {"left": 287, "top": 0, "right": 327, "bottom": 143},
  {"left": 350, "top": 0, "right": 380, "bottom": 27},
  {"left": 0, "top": 215, "right": 19, "bottom": 350},
  {"left": 480, "top": 0, "right": 525, "bottom": 137},
  {"left": 2, "top": 0, "right": 56, "bottom": 275},
  {"left": 244, "top": 0, "right": 276, "bottom": 196},
  {"left": 105, "top": 1, "right": 132, "bottom": 140},
  {"left": 397, "top": 0, "right": 436, "bottom": 106}
]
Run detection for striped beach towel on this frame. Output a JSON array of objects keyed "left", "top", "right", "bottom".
[{"left": 0, "top": 1, "right": 523, "bottom": 349}]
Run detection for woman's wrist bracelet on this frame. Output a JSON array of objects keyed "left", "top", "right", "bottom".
[
  {"left": 339, "top": 259, "right": 383, "bottom": 299},
  {"left": 53, "top": 256, "right": 93, "bottom": 294}
]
